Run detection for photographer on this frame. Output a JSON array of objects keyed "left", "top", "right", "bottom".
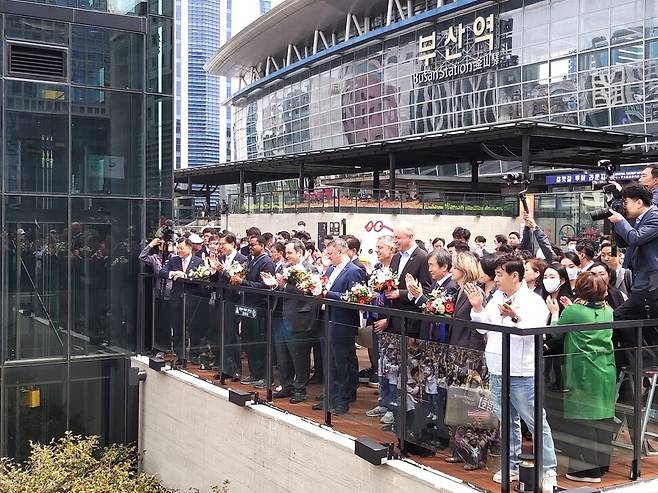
[
  {"left": 608, "top": 183, "right": 658, "bottom": 320},
  {"left": 638, "top": 164, "right": 658, "bottom": 207}
]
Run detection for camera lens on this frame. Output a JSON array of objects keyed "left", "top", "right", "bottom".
[{"left": 589, "top": 208, "right": 612, "bottom": 221}]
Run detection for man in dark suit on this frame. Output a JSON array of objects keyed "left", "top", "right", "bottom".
[
  {"left": 209, "top": 233, "right": 248, "bottom": 380},
  {"left": 318, "top": 238, "right": 367, "bottom": 415},
  {"left": 236, "top": 235, "right": 276, "bottom": 386},
  {"left": 271, "top": 240, "right": 317, "bottom": 403},
  {"left": 384, "top": 223, "right": 433, "bottom": 338},
  {"left": 610, "top": 183, "right": 658, "bottom": 321},
  {"left": 158, "top": 238, "right": 206, "bottom": 360}
]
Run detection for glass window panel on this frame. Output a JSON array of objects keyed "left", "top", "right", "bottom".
[
  {"left": 72, "top": 25, "right": 143, "bottom": 90},
  {"left": 71, "top": 89, "right": 144, "bottom": 196},
  {"left": 147, "top": 16, "right": 173, "bottom": 95},
  {"left": 580, "top": 0, "right": 610, "bottom": 14},
  {"left": 5, "top": 81, "right": 69, "bottom": 193},
  {"left": 498, "top": 66, "right": 522, "bottom": 86},
  {"left": 147, "top": 95, "right": 173, "bottom": 198},
  {"left": 524, "top": 25, "right": 549, "bottom": 46},
  {"left": 68, "top": 359, "right": 129, "bottom": 445},
  {"left": 5, "top": 196, "right": 68, "bottom": 362},
  {"left": 647, "top": 81, "right": 658, "bottom": 101},
  {"left": 610, "top": 62, "right": 644, "bottom": 84},
  {"left": 611, "top": 104, "right": 645, "bottom": 124},
  {"left": 580, "top": 9, "right": 609, "bottom": 32},
  {"left": 611, "top": 43, "right": 644, "bottom": 64},
  {"left": 523, "top": 43, "right": 549, "bottom": 64},
  {"left": 610, "top": 1, "right": 643, "bottom": 26},
  {"left": 611, "top": 24, "right": 644, "bottom": 45},
  {"left": 498, "top": 102, "right": 522, "bottom": 121},
  {"left": 149, "top": 0, "right": 173, "bottom": 16},
  {"left": 579, "top": 49, "right": 609, "bottom": 70},
  {"left": 550, "top": 37, "right": 577, "bottom": 58},
  {"left": 70, "top": 198, "right": 142, "bottom": 355},
  {"left": 524, "top": 98, "right": 549, "bottom": 117},
  {"left": 4, "top": 15, "right": 69, "bottom": 45},
  {"left": 498, "top": 84, "right": 522, "bottom": 103},
  {"left": 579, "top": 29, "right": 609, "bottom": 50},
  {"left": 78, "top": 0, "right": 145, "bottom": 15},
  {"left": 4, "top": 364, "right": 68, "bottom": 461},
  {"left": 550, "top": 92, "right": 578, "bottom": 113},
  {"left": 580, "top": 108, "right": 610, "bottom": 126}
]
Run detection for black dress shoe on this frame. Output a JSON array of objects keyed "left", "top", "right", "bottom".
[
  {"left": 273, "top": 389, "right": 293, "bottom": 399},
  {"left": 312, "top": 402, "right": 324, "bottom": 410},
  {"left": 330, "top": 406, "right": 348, "bottom": 416},
  {"left": 289, "top": 393, "right": 307, "bottom": 404}
]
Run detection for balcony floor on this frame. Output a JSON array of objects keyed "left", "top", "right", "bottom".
[{"left": 175, "top": 349, "right": 658, "bottom": 493}]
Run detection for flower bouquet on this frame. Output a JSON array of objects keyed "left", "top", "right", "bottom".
[
  {"left": 341, "top": 283, "right": 375, "bottom": 305},
  {"left": 297, "top": 273, "right": 326, "bottom": 296},
  {"left": 422, "top": 288, "right": 455, "bottom": 317},
  {"left": 188, "top": 264, "right": 212, "bottom": 281},
  {"left": 226, "top": 261, "right": 247, "bottom": 280},
  {"left": 282, "top": 264, "right": 309, "bottom": 285},
  {"left": 368, "top": 267, "right": 399, "bottom": 293}
]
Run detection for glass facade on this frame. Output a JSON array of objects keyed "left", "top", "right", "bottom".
[
  {"left": 0, "top": 2, "right": 173, "bottom": 460},
  {"left": 232, "top": 0, "right": 658, "bottom": 169}
]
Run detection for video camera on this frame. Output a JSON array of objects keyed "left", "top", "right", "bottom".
[
  {"left": 158, "top": 219, "right": 175, "bottom": 243},
  {"left": 588, "top": 160, "right": 624, "bottom": 221},
  {"left": 504, "top": 172, "right": 530, "bottom": 213}
]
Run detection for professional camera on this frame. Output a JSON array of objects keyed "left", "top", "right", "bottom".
[
  {"left": 588, "top": 160, "right": 624, "bottom": 221},
  {"left": 504, "top": 172, "right": 530, "bottom": 213},
  {"left": 158, "top": 219, "right": 175, "bottom": 243}
]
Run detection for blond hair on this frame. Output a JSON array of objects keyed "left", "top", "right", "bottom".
[{"left": 453, "top": 252, "right": 482, "bottom": 284}]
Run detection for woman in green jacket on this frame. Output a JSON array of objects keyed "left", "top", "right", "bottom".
[{"left": 547, "top": 271, "right": 616, "bottom": 484}]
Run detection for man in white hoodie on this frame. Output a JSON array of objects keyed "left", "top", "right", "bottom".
[{"left": 463, "top": 255, "right": 558, "bottom": 492}]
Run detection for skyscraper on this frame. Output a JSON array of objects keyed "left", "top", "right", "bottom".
[{"left": 176, "top": 0, "right": 280, "bottom": 170}]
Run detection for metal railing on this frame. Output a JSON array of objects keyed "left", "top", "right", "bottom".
[
  {"left": 138, "top": 272, "right": 658, "bottom": 492},
  {"left": 227, "top": 188, "right": 519, "bottom": 217}
]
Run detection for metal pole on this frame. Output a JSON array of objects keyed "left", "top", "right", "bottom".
[
  {"left": 182, "top": 291, "right": 188, "bottom": 370},
  {"left": 533, "top": 334, "right": 545, "bottom": 491},
  {"left": 239, "top": 170, "right": 245, "bottom": 212},
  {"left": 471, "top": 161, "right": 479, "bottom": 192},
  {"left": 388, "top": 152, "right": 396, "bottom": 198},
  {"left": 522, "top": 134, "right": 531, "bottom": 178},
  {"left": 632, "top": 325, "right": 642, "bottom": 480},
  {"left": 324, "top": 310, "right": 332, "bottom": 427},
  {"left": 501, "top": 333, "right": 511, "bottom": 493},
  {"left": 399, "top": 317, "right": 408, "bottom": 453},
  {"left": 218, "top": 287, "right": 225, "bottom": 383},
  {"left": 266, "top": 295, "right": 273, "bottom": 402}
]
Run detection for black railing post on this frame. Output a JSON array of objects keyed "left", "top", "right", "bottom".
[
  {"left": 266, "top": 295, "right": 273, "bottom": 402},
  {"left": 218, "top": 286, "right": 226, "bottom": 384},
  {"left": 399, "top": 317, "right": 408, "bottom": 453},
  {"left": 151, "top": 282, "right": 157, "bottom": 354},
  {"left": 533, "top": 333, "right": 545, "bottom": 492},
  {"left": 181, "top": 290, "right": 188, "bottom": 370},
  {"left": 632, "top": 324, "right": 642, "bottom": 480},
  {"left": 501, "top": 332, "right": 511, "bottom": 493},
  {"left": 324, "top": 309, "right": 332, "bottom": 427}
]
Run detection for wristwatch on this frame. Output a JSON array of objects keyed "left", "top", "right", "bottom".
[{"left": 510, "top": 315, "right": 520, "bottom": 324}]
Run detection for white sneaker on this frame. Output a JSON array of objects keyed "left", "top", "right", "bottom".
[
  {"left": 542, "top": 469, "right": 559, "bottom": 492},
  {"left": 565, "top": 473, "right": 600, "bottom": 483},
  {"left": 380, "top": 411, "right": 395, "bottom": 424},
  {"left": 493, "top": 469, "right": 519, "bottom": 484},
  {"left": 365, "top": 405, "right": 388, "bottom": 417}
]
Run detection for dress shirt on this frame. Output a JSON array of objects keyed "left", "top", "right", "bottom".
[
  {"left": 223, "top": 250, "right": 237, "bottom": 269},
  {"left": 397, "top": 245, "right": 417, "bottom": 274},
  {"left": 652, "top": 188, "right": 658, "bottom": 208},
  {"left": 472, "top": 285, "right": 549, "bottom": 377},
  {"left": 169, "top": 254, "right": 192, "bottom": 279},
  {"left": 326, "top": 259, "right": 349, "bottom": 291}
]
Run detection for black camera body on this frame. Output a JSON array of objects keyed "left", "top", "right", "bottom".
[
  {"left": 158, "top": 219, "right": 175, "bottom": 243},
  {"left": 589, "top": 160, "right": 624, "bottom": 221},
  {"left": 504, "top": 172, "right": 530, "bottom": 213}
]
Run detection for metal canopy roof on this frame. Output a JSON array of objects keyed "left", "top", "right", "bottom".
[{"left": 174, "top": 121, "right": 653, "bottom": 188}]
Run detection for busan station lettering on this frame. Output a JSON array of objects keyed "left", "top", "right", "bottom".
[{"left": 413, "top": 14, "right": 514, "bottom": 86}]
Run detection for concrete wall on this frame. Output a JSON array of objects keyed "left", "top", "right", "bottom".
[
  {"left": 225, "top": 212, "right": 518, "bottom": 257},
  {"left": 134, "top": 357, "right": 478, "bottom": 493}
]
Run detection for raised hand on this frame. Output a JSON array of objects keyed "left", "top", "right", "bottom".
[{"left": 463, "top": 282, "right": 484, "bottom": 312}]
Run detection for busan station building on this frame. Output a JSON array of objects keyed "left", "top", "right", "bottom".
[{"left": 207, "top": 0, "right": 658, "bottom": 180}]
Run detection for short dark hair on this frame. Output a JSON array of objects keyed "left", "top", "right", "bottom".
[
  {"left": 479, "top": 254, "right": 499, "bottom": 280},
  {"left": 508, "top": 231, "right": 521, "bottom": 240},
  {"left": 495, "top": 255, "right": 525, "bottom": 281},
  {"left": 272, "top": 241, "right": 286, "bottom": 254},
  {"left": 277, "top": 230, "right": 291, "bottom": 241},
  {"left": 304, "top": 241, "right": 316, "bottom": 254},
  {"left": 645, "top": 164, "right": 658, "bottom": 179},
  {"left": 429, "top": 248, "right": 452, "bottom": 270},
  {"left": 223, "top": 233, "right": 237, "bottom": 246},
  {"left": 249, "top": 235, "right": 267, "bottom": 246},
  {"left": 563, "top": 251, "right": 581, "bottom": 267},
  {"left": 447, "top": 240, "right": 470, "bottom": 253},
  {"left": 286, "top": 239, "right": 306, "bottom": 255},
  {"left": 263, "top": 232, "right": 273, "bottom": 242},
  {"left": 498, "top": 244, "right": 512, "bottom": 253},
  {"left": 177, "top": 238, "right": 193, "bottom": 248},
  {"left": 495, "top": 234, "right": 508, "bottom": 245},
  {"left": 246, "top": 227, "right": 261, "bottom": 237},
  {"left": 344, "top": 235, "right": 361, "bottom": 252},
  {"left": 621, "top": 182, "right": 653, "bottom": 206},
  {"left": 452, "top": 227, "right": 471, "bottom": 241},
  {"left": 474, "top": 235, "right": 486, "bottom": 243},
  {"left": 574, "top": 271, "right": 607, "bottom": 302},
  {"left": 432, "top": 237, "right": 445, "bottom": 247},
  {"left": 576, "top": 242, "right": 595, "bottom": 260}
]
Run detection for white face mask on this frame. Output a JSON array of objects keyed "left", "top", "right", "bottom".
[
  {"left": 566, "top": 267, "right": 580, "bottom": 281},
  {"left": 543, "top": 277, "right": 561, "bottom": 294}
]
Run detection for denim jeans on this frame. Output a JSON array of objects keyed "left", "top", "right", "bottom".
[{"left": 489, "top": 374, "right": 558, "bottom": 472}]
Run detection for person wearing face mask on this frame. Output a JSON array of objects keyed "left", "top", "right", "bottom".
[
  {"left": 542, "top": 263, "right": 574, "bottom": 393},
  {"left": 561, "top": 252, "right": 581, "bottom": 291}
]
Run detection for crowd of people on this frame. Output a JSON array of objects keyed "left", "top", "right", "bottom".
[{"left": 142, "top": 172, "right": 658, "bottom": 492}]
